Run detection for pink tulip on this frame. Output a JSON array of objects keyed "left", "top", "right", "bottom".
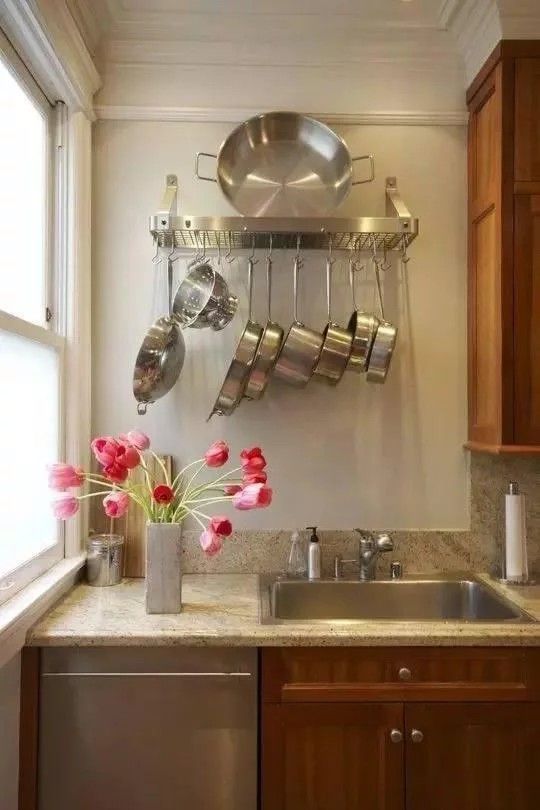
[
  {"left": 232, "top": 483, "right": 273, "bottom": 511},
  {"left": 224, "top": 484, "right": 242, "bottom": 496},
  {"left": 48, "top": 463, "right": 84, "bottom": 491},
  {"left": 204, "top": 440, "right": 229, "bottom": 468},
  {"left": 52, "top": 493, "right": 79, "bottom": 519},
  {"left": 210, "top": 516, "right": 232, "bottom": 537},
  {"left": 199, "top": 527, "right": 224, "bottom": 557},
  {"left": 240, "top": 446, "right": 267, "bottom": 473},
  {"left": 91, "top": 436, "right": 120, "bottom": 467},
  {"left": 103, "top": 491, "right": 130, "bottom": 519},
  {"left": 120, "top": 430, "right": 150, "bottom": 451}
]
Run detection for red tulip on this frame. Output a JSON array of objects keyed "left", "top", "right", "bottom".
[
  {"left": 204, "top": 440, "right": 229, "bottom": 468},
  {"left": 199, "top": 527, "right": 223, "bottom": 557},
  {"left": 153, "top": 484, "right": 174, "bottom": 504},
  {"left": 52, "top": 494, "right": 79, "bottom": 519},
  {"left": 243, "top": 470, "right": 267, "bottom": 486},
  {"left": 210, "top": 516, "right": 232, "bottom": 537},
  {"left": 123, "top": 430, "right": 150, "bottom": 451},
  {"left": 240, "top": 446, "right": 267, "bottom": 473},
  {"left": 92, "top": 436, "right": 139, "bottom": 472},
  {"left": 103, "top": 491, "right": 130, "bottom": 518},
  {"left": 116, "top": 443, "right": 140, "bottom": 469},
  {"left": 91, "top": 437, "right": 120, "bottom": 467},
  {"left": 48, "top": 463, "right": 84, "bottom": 491},
  {"left": 103, "top": 461, "right": 129, "bottom": 484},
  {"left": 232, "top": 483, "right": 272, "bottom": 510},
  {"left": 224, "top": 484, "right": 242, "bottom": 495}
]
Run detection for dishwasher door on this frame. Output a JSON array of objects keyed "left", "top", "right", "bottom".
[{"left": 38, "top": 647, "right": 257, "bottom": 810}]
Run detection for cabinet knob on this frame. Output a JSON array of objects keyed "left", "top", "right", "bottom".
[
  {"left": 410, "top": 728, "right": 424, "bottom": 743},
  {"left": 398, "top": 667, "right": 412, "bottom": 681},
  {"left": 390, "top": 729, "right": 403, "bottom": 744}
]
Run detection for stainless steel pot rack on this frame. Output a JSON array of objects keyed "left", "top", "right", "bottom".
[{"left": 149, "top": 174, "right": 418, "bottom": 253}]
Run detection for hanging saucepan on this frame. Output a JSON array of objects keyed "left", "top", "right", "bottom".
[
  {"left": 207, "top": 257, "right": 263, "bottom": 418},
  {"left": 244, "top": 240, "right": 284, "bottom": 400},
  {"left": 365, "top": 258, "right": 397, "bottom": 384},
  {"left": 346, "top": 253, "right": 379, "bottom": 374},
  {"left": 313, "top": 250, "right": 353, "bottom": 385},
  {"left": 273, "top": 250, "right": 324, "bottom": 387},
  {"left": 195, "top": 111, "right": 375, "bottom": 217},
  {"left": 133, "top": 258, "right": 186, "bottom": 415}
]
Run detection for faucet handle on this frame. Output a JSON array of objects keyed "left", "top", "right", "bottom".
[{"left": 375, "top": 533, "right": 393, "bottom": 552}]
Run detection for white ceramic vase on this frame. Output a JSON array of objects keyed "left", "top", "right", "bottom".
[{"left": 145, "top": 522, "right": 183, "bottom": 614}]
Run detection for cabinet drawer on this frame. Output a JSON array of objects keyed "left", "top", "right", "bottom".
[{"left": 262, "top": 648, "right": 540, "bottom": 703}]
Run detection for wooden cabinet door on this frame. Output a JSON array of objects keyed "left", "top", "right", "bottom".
[
  {"left": 262, "top": 703, "right": 404, "bottom": 810},
  {"left": 515, "top": 59, "right": 540, "bottom": 183},
  {"left": 514, "top": 194, "right": 540, "bottom": 444},
  {"left": 405, "top": 703, "right": 540, "bottom": 810}
]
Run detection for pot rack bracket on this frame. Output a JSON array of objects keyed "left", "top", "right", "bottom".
[{"left": 149, "top": 174, "right": 418, "bottom": 252}]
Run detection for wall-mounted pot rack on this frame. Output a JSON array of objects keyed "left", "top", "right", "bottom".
[{"left": 148, "top": 174, "right": 418, "bottom": 253}]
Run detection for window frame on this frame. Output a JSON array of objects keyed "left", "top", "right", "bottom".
[{"left": 0, "top": 30, "right": 68, "bottom": 606}]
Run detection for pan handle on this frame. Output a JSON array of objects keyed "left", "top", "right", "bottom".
[
  {"left": 351, "top": 154, "right": 375, "bottom": 186},
  {"left": 195, "top": 152, "right": 218, "bottom": 182}
]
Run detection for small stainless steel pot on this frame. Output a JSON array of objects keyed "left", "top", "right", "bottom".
[
  {"left": 173, "top": 261, "right": 237, "bottom": 331},
  {"left": 314, "top": 257, "right": 353, "bottom": 385},
  {"left": 208, "top": 257, "right": 263, "bottom": 417},
  {"left": 273, "top": 255, "right": 324, "bottom": 387},
  {"left": 346, "top": 258, "right": 379, "bottom": 373},
  {"left": 366, "top": 263, "right": 398, "bottom": 384},
  {"left": 244, "top": 252, "right": 284, "bottom": 400}
]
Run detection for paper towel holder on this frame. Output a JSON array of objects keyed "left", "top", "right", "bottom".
[{"left": 498, "top": 482, "right": 535, "bottom": 586}]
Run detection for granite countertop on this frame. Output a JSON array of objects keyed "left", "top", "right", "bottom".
[{"left": 26, "top": 573, "right": 540, "bottom": 647}]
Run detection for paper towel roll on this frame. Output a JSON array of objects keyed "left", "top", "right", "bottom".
[{"left": 505, "top": 488, "right": 527, "bottom": 581}]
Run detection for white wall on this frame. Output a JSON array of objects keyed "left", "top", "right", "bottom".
[
  {"left": 92, "top": 120, "right": 468, "bottom": 531},
  {"left": 0, "top": 653, "right": 20, "bottom": 810}
]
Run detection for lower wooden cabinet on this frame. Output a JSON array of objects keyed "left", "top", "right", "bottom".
[
  {"left": 405, "top": 703, "right": 540, "bottom": 810},
  {"left": 262, "top": 703, "right": 404, "bottom": 810},
  {"left": 261, "top": 648, "right": 540, "bottom": 810}
]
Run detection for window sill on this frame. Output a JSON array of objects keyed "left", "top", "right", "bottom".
[{"left": 0, "top": 555, "right": 85, "bottom": 669}]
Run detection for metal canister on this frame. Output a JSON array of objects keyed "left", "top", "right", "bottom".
[{"left": 86, "top": 534, "right": 125, "bottom": 587}]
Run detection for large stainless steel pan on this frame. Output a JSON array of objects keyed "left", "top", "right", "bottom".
[
  {"left": 195, "top": 111, "right": 374, "bottom": 217},
  {"left": 366, "top": 262, "right": 397, "bottom": 384},
  {"left": 208, "top": 258, "right": 263, "bottom": 418},
  {"left": 346, "top": 255, "right": 379, "bottom": 374}
]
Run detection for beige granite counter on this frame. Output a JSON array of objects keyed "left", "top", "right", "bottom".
[{"left": 27, "top": 574, "right": 540, "bottom": 648}]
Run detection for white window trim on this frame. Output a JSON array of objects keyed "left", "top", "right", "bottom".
[{"left": 0, "top": 3, "right": 96, "bottom": 647}]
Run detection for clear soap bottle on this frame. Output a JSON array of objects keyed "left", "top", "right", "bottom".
[{"left": 286, "top": 531, "right": 307, "bottom": 579}]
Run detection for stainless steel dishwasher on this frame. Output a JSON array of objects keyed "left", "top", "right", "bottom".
[{"left": 38, "top": 647, "right": 257, "bottom": 810}]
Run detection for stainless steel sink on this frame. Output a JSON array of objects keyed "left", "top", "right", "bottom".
[{"left": 259, "top": 575, "right": 535, "bottom": 624}]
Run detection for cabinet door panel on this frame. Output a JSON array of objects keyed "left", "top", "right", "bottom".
[
  {"left": 262, "top": 703, "right": 404, "bottom": 810},
  {"left": 514, "top": 194, "right": 540, "bottom": 443},
  {"left": 405, "top": 703, "right": 540, "bottom": 810},
  {"left": 515, "top": 59, "right": 540, "bottom": 182}
]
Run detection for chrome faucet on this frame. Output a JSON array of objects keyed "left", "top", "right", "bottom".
[{"left": 334, "top": 530, "right": 394, "bottom": 581}]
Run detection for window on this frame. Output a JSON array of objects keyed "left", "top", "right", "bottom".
[{"left": 0, "top": 33, "right": 66, "bottom": 604}]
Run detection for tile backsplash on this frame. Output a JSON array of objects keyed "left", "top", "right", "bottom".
[{"left": 180, "top": 454, "right": 540, "bottom": 577}]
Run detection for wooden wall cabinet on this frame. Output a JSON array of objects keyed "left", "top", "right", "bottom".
[
  {"left": 466, "top": 42, "right": 540, "bottom": 454},
  {"left": 261, "top": 647, "right": 540, "bottom": 810}
]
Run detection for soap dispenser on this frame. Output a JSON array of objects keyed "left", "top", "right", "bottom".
[{"left": 307, "top": 526, "right": 321, "bottom": 580}]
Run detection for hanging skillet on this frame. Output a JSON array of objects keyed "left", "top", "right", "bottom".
[{"left": 207, "top": 255, "right": 263, "bottom": 418}]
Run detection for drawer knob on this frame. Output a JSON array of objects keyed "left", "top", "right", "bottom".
[
  {"left": 411, "top": 728, "right": 424, "bottom": 743},
  {"left": 398, "top": 667, "right": 412, "bottom": 681},
  {"left": 390, "top": 729, "right": 403, "bottom": 744}
]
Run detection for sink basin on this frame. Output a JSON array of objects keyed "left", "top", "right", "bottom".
[{"left": 259, "top": 575, "right": 535, "bottom": 624}]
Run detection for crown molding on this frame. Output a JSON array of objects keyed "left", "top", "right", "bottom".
[
  {"left": 442, "top": 0, "right": 502, "bottom": 83},
  {"left": 0, "top": 0, "right": 101, "bottom": 117},
  {"left": 94, "top": 104, "right": 468, "bottom": 126}
]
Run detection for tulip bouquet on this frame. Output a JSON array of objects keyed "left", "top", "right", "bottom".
[{"left": 48, "top": 431, "right": 272, "bottom": 556}]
